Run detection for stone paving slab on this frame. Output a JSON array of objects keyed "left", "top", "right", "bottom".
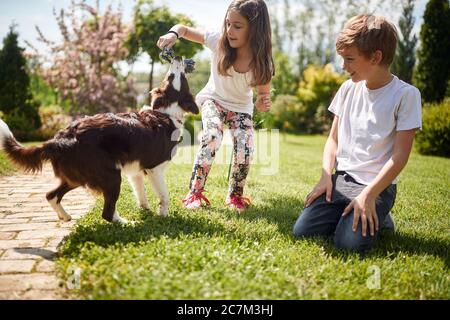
[
  {"left": 0, "top": 164, "right": 94, "bottom": 299},
  {"left": 0, "top": 239, "right": 48, "bottom": 250},
  {"left": 0, "top": 218, "right": 32, "bottom": 224},
  {"left": 19, "top": 289, "right": 64, "bottom": 300},
  {"left": 0, "top": 260, "right": 36, "bottom": 273},
  {"left": 0, "top": 232, "right": 16, "bottom": 240},
  {"left": 0, "top": 222, "right": 60, "bottom": 232},
  {"left": 35, "top": 260, "right": 56, "bottom": 273},
  {"left": 0, "top": 273, "right": 61, "bottom": 291},
  {"left": 16, "top": 229, "right": 73, "bottom": 240}
]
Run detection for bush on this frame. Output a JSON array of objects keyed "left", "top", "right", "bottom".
[
  {"left": 296, "top": 64, "right": 347, "bottom": 133},
  {"left": 38, "top": 105, "right": 72, "bottom": 140},
  {"left": 0, "top": 104, "right": 72, "bottom": 142},
  {"left": 415, "top": 99, "right": 450, "bottom": 157},
  {"left": 270, "top": 95, "right": 306, "bottom": 132},
  {"left": 2, "top": 99, "right": 42, "bottom": 140},
  {"left": 0, "top": 26, "right": 42, "bottom": 140}
]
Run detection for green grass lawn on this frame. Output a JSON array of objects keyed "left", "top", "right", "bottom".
[
  {"left": 0, "top": 151, "right": 15, "bottom": 176},
  {"left": 3, "top": 135, "right": 449, "bottom": 299}
]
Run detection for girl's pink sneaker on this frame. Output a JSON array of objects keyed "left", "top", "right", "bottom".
[
  {"left": 182, "top": 190, "right": 211, "bottom": 209},
  {"left": 226, "top": 194, "right": 251, "bottom": 213}
]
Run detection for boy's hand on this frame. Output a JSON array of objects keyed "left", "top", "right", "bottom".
[
  {"left": 304, "top": 174, "right": 333, "bottom": 208},
  {"left": 255, "top": 93, "right": 271, "bottom": 112},
  {"left": 342, "top": 190, "right": 379, "bottom": 237},
  {"left": 157, "top": 33, "right": 178, "bottom": 49}
]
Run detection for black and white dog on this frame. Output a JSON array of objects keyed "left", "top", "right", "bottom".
[{"left": 0, "top": 56, "right": 198, "bottom": 224}]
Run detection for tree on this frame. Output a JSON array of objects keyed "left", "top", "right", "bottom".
[
  {"left": 272, "top": 50, "right": 298, "bottom": 97},
  {"left": 414, "top": 0, "right": 450, "bottom": 103},
  {"left": 32, "top": 0, "right": 135, "bottom": 116},
  {"left": 297, "top": 64, "right": 346, "bottom": 133},
  {"left": 0, "top": 24, "right": 41, "bottom": 133},
  {"left": 296, "top": 6, "right": 315, "bottom": 80},
  {"left": 127, "top": 0, "right": 202, "bottom": 98},
  {"left": 392, "top": 0, "right": 418, "bottom": 83}
]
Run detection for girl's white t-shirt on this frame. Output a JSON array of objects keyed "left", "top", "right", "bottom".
[
  {"left": 196, "top": 31, "right": 255, "bottom": 116},
  {"left": 328, "top": 75, "right": 422, "bottom": 185}
]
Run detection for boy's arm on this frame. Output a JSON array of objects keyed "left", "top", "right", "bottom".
[
  {"left": 157, "top": 24, "right": 205, "bottom": 49},
  {"left": 255, "top": 83, "right": 272, "bottom": 112},
  {"left": 342, "top": 129, "right": 417, "bottom": 236},
  {"left": 322, "top": 115, "right": 339, "bottom": 178},
  {"left": 364, "top": 129, "right": 416, "bottom": 198},
  {"left": 304, "top": 115, "right": 339, "bottom": 207}
]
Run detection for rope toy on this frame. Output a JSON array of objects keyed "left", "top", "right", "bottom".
[{"left": 159, "top": 48, "right": 196, "bottom": 74}]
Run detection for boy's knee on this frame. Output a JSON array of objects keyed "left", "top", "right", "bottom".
[
  {"left": 293, "top": 210, "right": 313, "bottom": 238},
  {"left": 333, "top": 230, "right": 375, "bottom": 253},
  {"left": 293, "top": 210, "right": 326, "bottom": 238},
  {"left": 293, "top": 221, "right": 309, "bottom": 238}
]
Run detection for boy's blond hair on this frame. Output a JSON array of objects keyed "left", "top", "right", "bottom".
[{"left": 336, "top": 14, "right": 398, "bottom": 66}]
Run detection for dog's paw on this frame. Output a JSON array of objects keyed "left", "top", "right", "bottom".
[
  {"left": 58, "top": 213, "right": 72, "bottom": 222},
  {"left": 139, "top": 203, "right": 151, "bottom": 210},
  {"left": 112, "top": 212, "right": 133, "bottom": 225},
  {"left": 113, "top": 217, "right": 137, "bottom": 226},
  {"left": 157, "top": 208, "right": 168, "bottom": 217},
  {"left": 125, "top": 220, "right": 137, "bottom": 226}
]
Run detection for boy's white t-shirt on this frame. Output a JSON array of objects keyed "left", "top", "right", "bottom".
[
  {"left": 328, "top": 75, "right": 422, "bottom": 185},
  {"left": 196, "top": 31, "right": 255, "bottom": 116}
]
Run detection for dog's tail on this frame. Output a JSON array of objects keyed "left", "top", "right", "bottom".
[{"left": 0, "top": 118, "right": 50, "bottom": 174}]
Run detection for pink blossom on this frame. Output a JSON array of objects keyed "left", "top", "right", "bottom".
[{"left": 34, "top": 0, "right": 135, "bottom": 115}]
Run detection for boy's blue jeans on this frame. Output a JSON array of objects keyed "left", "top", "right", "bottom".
[{"left": 293, "top": 171, "right": 397, "bottom": 253}]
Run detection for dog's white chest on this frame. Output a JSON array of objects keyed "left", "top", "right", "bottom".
[{"left": 173, "top": 76, "right": 181, "bottom": 91}]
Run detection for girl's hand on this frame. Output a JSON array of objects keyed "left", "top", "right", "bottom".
[
  {"left": 304, "top": 174, "right": 333, "bottom": 208},
  {"left": 157, "top": 33, "right": 178, "bottom": 49},
  {"left": 342, "top": 189, "right": 379, "bottom": 237},
  {"left": 255, "top": 93, "right": 271, "bottom": 112}
]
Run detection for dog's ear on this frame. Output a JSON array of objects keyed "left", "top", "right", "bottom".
[
  {"left": 150, "top": 88, "right": 170, "bottom": 109},
  {"left": 180, "top": 93, "right": 199, "bottom": 114}
]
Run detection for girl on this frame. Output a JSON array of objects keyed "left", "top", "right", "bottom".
[{"left": 157, "top": 0, "right": 274, "bottom": 213}]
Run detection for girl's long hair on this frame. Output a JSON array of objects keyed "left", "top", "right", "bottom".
[{"left": 217, "top": 0, "right": 275, "bottom": 86}]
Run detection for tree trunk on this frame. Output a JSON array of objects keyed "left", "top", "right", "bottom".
[{"left": 148, "top": 60, "right": 154, "bottom": 105}]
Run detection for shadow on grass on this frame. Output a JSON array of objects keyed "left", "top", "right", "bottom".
[
  {"left": 59, "top": 208, "right": 227, "bottom": 257},
  {"left": 58, "top": 193, "right": 302, "bottom": 257},
  {"left": 211, "top": 194, "right": 303, "bottom": 235},
  {"left": 60, "top": 194, "right": 449, "bottom": 268},
  {"left": 321, "top": 231, "right": 450, "bottom": 268},
  {"left": 243, "top": 195, "right": 449, "bottom": 267},
  {"left": 371, "top": 231, "right": 450, "bottom": 268}
]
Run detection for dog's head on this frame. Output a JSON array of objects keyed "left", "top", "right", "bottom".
[{"left": 149, "top": 56, "right": 199, "bottom": 116}]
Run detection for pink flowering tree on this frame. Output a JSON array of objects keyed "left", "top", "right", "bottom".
[{"left": 31, "top": 0, "right": 136, "bottom": 116}]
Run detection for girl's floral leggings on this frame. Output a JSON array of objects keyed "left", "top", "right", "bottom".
[{"left": 189, "top": 99, "right": 254, "bottom": 196}]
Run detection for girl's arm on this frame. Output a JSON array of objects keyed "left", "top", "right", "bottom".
[
  {"left": 255, "top": 83, "right": 272, "bottom": 112},
  {"left": 304, "top": 115, "right": 339, "bottom": 207},
  {"left": 157, "top": 24, "right": 205, "bottom": 49},
  {"left": 257, "top": 83, "right": 271, "bottom": 95}
]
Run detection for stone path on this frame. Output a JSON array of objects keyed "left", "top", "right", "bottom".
[{"left": 0, "top": 164, "right": 94, "bottom": 299}]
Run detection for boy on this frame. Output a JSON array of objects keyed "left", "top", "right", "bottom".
[{"left": 293, "top": 14, "right": 422, "bottom": 252}]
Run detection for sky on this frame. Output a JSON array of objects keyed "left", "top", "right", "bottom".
[
  {"left": 0, "top": 0, "right": 428, "bottom": 73},
  {"left": 0, "top": 0, "right": 229, "bottom": 72}
]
